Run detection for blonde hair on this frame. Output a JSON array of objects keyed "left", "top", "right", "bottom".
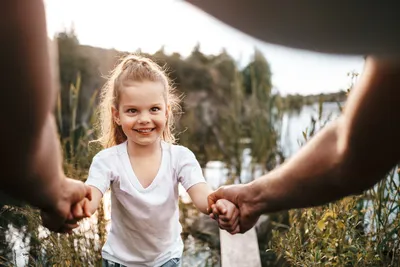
[{"left": 95, "top": 54, "right": 181, "bottom": 148}]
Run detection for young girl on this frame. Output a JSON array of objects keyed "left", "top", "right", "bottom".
[{"left": 68, "top": 54, "right": 240, "bottom": 267}]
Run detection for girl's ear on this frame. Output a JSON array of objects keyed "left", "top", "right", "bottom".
[{"left": 112, "top": 106, "right": 121, "bottom": 125}]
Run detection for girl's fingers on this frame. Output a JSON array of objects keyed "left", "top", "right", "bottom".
[
  {"left": 219, "top": 206, "right": 239, "bottom": 222},
  {"left": 215, "top": 200, "right": 227, "bottom": 215},
  {"left": 229, "top": 216, "right": 240, "bottom": 233},
  {"left": 212, "top": 204, "right": 220, "bottom": 221},
  {"left": 209, "top": 213, "right": 216, "bottom": 220},
  {"left": 212, "top": 200, "right": 241, "bottom": 233},
  {"left": 218, "top": 215, "right": 239, "bottom": 232}
]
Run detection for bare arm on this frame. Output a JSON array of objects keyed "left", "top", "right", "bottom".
[
  {"left": 0, "top": 0, "right": 89, "bottom": 219},
  {"left": 185, "top": 0, "right": 399, "bottom": 55},
  {"left": 86, "top": 186, "right": 104, "bottom": 215},
  {"left": 245, "top": 56, "right": 400, "bottom": 213},
  {"left": 187, "top": 182, "right": 214, "bottom": 214}
]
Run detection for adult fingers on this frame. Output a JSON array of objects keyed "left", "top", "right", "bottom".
[
  {"left": 65, "top": 178, "right": 89, "bottom": 205},
  {"left": 83, "top": 199, "right": 92, "bottom": 217},
  {"left": 72, "top": 203, "right": 84, "bottom": 219}
]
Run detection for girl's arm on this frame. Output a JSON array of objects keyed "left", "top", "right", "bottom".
[
  {"left": 187, "top": 182, "right": 214, "bottom": 215},
  {"left": 86, "top": 186, "right": 104, "bottom": 215}
]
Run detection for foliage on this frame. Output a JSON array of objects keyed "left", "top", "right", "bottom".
[
  {"left": 56, "top": 73, "right": 100, "bottom": 171},
  {"left": 56, "top": 29, "right": 100, "bottom": 139},
  {"left": 244, "top": 50, "right": 284, "bottom": 172},
  {"left": 271, "top": 176, "right": 400, "bottom": 266}
]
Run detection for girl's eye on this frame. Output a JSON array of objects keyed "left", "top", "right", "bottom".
[
  {"left": 151, "top": 107, "right": 160, "bottom": 112},
  {"left": 127, "top": 109, "right": 137, "bottom": 113}
]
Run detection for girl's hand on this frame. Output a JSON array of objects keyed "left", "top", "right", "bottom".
[{"left": 209, "top": 199, "right": 240, "bottom": 234}]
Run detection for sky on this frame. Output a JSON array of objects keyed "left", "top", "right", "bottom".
[{"left": 44, "top": 0, "right": 365, "bottom": 96}]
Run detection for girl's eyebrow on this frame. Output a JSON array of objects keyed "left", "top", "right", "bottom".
[
  {"left": 122, "top": 103, "right": 163, "bottom": 108},
  {"left": 122, "top": 104, "right": 137, "bottom": 108}
]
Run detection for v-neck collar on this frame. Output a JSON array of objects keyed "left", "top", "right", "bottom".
[{"left": 120, "top": 141, "right": 165, "bottom": 192}]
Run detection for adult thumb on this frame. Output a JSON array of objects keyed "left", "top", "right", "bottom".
[
  {"left": 207, "top": 187, "right": 226, "bottom": 214},
  {"left": 66, "top": 178, "right": 91, "bottom": 204}
]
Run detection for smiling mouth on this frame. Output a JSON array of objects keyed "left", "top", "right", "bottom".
[{"left": 134, "top": 128, "right": 155, "bottom": 133}]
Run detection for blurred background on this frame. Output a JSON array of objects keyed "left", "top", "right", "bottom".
[{"left": 2, "top": 1, "right": 399, "bottom": 266}]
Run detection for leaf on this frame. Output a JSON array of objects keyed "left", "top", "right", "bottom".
[
  {"left": 285, "top": 250, "right": 292, "bottom": 258},
  {"left": 322, "top": 210, "right": 337, "bottom": 220},
  {"left": 337, "top": 220, "right": 345, "bottom": 229},
  {"left": 317, "top": 219, "right": 326, "bottom": 231}
]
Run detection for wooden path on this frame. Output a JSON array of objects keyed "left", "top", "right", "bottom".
[{"left": 220, "top": 227, "right": 261, "bottom": 267}]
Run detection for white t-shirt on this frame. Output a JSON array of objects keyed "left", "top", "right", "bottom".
[{"left": 85, "top": 141, "right": 206, "bottom": 267}]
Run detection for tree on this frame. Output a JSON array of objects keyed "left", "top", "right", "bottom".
[
  {"left": 243, "top": 49, "right": 283, "bottom": 172},
  {"left": 56, "top": 29, "right": 98, "bottom": 138}
]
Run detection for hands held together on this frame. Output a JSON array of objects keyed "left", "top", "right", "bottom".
[
  {"left": 208, "top": 183, "right": 262, "bottom": 235},
  {"left": 41, "top": 180, "right": 260, "bottom": 236},
  {"left": 208, "top": 198, "right": 241, "bottom": 234},
  {"left": 40, "top": 178, "right": 92, "bottom": 234}
]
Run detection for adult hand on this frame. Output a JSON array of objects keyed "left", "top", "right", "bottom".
[
  {"left": 41, "top": 177, "right": 91, "bottom": 233},
  {"left": 208, "top": 183, "right": 262, "bottom": 234}
]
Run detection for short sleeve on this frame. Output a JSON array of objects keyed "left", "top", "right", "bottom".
[
  {"left": 176, "top": 147, "right": 206, "bottom": 191},
  {"left": 85, "top": 154, "right": 112, "bottom": 195}
]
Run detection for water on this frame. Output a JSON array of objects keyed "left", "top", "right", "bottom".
[
  {"left": 5, "top": 102, "right": 341, "bottom": 266},
  {"left": 281, "top": 101, "right": 342, "bottom": 157}
]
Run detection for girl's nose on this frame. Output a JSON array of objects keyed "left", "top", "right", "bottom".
[{"left": 138, "top": 113, "right": 150, "bottom": 124}]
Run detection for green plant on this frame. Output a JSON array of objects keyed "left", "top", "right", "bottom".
[{"left": 56, "top": 73, "right": 100, "bottom": 173}]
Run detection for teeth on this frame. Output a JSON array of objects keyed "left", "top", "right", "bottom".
[{"left": 136, "top": 129, "right": 152, "bottom": 133}]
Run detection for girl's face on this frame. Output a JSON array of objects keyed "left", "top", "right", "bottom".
[{"left": 113, "top": 80, "right": 167, "bottom": 147}]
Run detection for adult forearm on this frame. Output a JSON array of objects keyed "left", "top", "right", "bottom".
[
  {"left": 2, "top": 114, "right": 66, "bottom": 211},
  {"left": 248, "top": 120, "right": 356, "bottom": 213},
  {"left": 0, "top": 0, "right": 63, "bottom": 210},
  {"left": 27, "top": 115, "right": 66, "bottom": 210},
  {"left": 248, "top": 57, "right": 400, "bottom": 214}
]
